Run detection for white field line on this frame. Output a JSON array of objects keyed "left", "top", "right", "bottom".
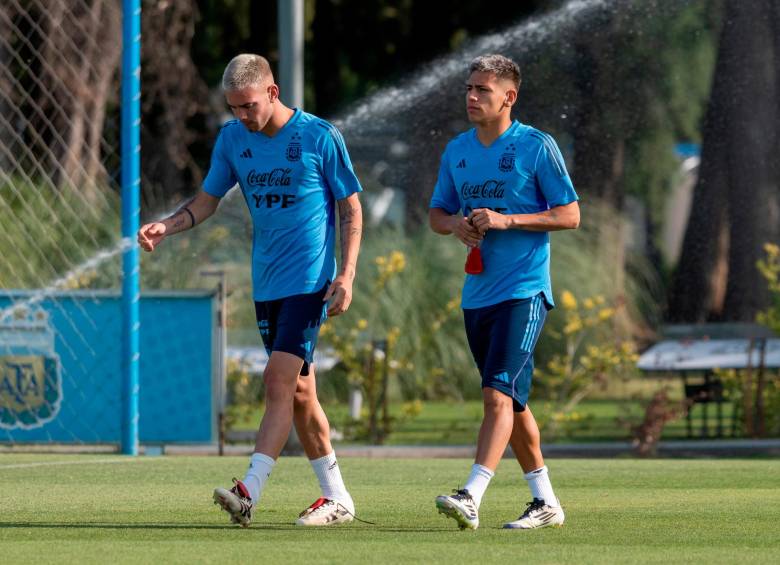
[{"left": 0, "top": 457, "right": 151, "bottom": 470}]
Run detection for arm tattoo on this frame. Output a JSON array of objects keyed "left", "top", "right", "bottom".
[
  {"left": 169, "top": 198, "right": 197, "bottom": 231},
  {"left": 338, "top": 199, "right": 362, "bottom": 277},
  {"left": 339, "top": 202, "right": 362, "bottom": 236},
  {"left": 171, "top": 214, "right": 187, "bottom": 230}
]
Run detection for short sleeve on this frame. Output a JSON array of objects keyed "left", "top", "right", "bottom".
[
  {"left": 317, "top": 124, "right": 362, "bottom": 200},
  {"left": 429, "top": 145, "right": 460, "bottom": 214},
  {"left": 534, "top": 134, "right": 578, "bottom": 208},
  {"left": 203, "top": 127, "right": 237, "bottom": 198}
]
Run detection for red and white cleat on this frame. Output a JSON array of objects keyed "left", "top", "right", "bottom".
[
  {"left": 213, "top": 478, "right": 254, "bottom": 528},
  {"left": 296, "top": 497, "right": 354, "bottom": 526}
]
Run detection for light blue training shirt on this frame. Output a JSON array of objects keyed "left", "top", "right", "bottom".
[
  {"left": 203, "top": 109, "right": 362, "bottom": 301},
  {"left": 430, "top": 120, "right": 578, "bottom": 309}
]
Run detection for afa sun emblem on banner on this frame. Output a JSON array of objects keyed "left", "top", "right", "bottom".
[{"left": 0, "top": 306, "right": 61, "bottom": 430}]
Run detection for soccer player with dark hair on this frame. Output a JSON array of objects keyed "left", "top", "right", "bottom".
[
  {"left": 138, "top": 54, "right": 362, "bottom": 527},
  {"left": 430, "top": 54, "right": 579, "bottom": 530}
]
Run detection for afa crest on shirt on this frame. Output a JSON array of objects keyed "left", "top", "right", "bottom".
[
  {"left": 498, "top": 143, "right": 516, "bottom": 173},
  {"left": 286, "top": 133, "right": 302, "bottom": 162}
]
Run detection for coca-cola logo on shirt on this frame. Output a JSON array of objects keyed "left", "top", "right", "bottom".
[
  {"left": 246, "top": 168, "right": 292, "bottom": 187},
  {"left": 460, "top": 179, "right": 506, "bottom": 200}
]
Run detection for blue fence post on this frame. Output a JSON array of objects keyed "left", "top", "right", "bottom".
[{"left": 121, "top": 0, "right": 141, "bottom": 456}]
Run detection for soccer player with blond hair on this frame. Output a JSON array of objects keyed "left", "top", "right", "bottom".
[{"left": 138, "top": 53, "right": 362, "bottom": 527}]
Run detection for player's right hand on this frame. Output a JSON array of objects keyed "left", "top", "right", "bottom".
[
  {"left": 451, "top": 216, "right": 483, "bottom": 247},
  {"left": 137, "top": 222, "right": 167, "bottom": 252}
]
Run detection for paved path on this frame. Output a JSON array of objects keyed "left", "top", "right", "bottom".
[{"left": 3, "top": 439, "right": 778, "bottom": 457}]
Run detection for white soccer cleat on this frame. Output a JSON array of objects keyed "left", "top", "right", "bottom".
[
  {"left": 295, "top": 497, "right": 354, "bottom": 526},
  {"left": 503, "top": 498, "right": 565, "bottom": 529},
  {"left": 435, "top": 489, "right": 479, "bottom": 530},
  {"left": 213, "top": 478, "right": 254, "bottom": 528}
]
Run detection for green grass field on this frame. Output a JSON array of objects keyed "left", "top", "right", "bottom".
[{"left": 1, "top": 455, "right": 778, "bottom": 564}]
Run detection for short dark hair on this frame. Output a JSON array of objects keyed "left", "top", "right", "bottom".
[{"left": 469, "top": 54, "right": 521, "bottom": 89}]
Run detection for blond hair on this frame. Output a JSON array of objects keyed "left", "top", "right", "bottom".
[{"left": 221, "top": 54, "right": 273, "bottom": 91}]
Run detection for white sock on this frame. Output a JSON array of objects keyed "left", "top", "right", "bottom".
[
  {"left": 463, "top": 463, "right": 494, "bottom": 507},
  {"left": 243, "top": 452, "right": 275, "bottom": 504},
  {"left": 310, "top": 451, "right": 353, "bottom": 510},
  {"left": 523, "top": 465, "right": 559, "bottom": 507}
]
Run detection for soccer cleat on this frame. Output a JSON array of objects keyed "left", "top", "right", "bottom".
[
  {"left": 503, "top": 498, "right": 565, "bottom": 529},
  {"left": 435, "top": 489, "right": 479, "bottom": 530},
  {"left": 295, "top": 497, "right": 354, "bottom": 526},
  {"left": 213, "top": 478, "right": 254, "bottom": 527}
]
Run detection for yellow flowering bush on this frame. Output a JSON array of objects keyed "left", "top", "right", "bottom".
[
  {"left": 756, "top": 242, "right": 780, "bottom": 334},
  {"left": 316, "top": 227, "right": 491, "bottom": 441},
  {"left": 537, "top": 289, "right": 639, "bottom": 438},
  {"left": 716, "top": 243, "right": 780, "bottom": 438},
  {"left": 374, "top": 250, "right": 407, "bottom": 291},
  {"left": 322, "top": 250, "right": 417, "bottom": 443}
]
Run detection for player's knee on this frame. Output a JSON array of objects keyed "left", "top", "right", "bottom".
[
  {"left": 264, "top": 372, "right": 296, "bottom": 404},
  {"left": 483, "top": 389, "right": 512, "bottom": 414}
]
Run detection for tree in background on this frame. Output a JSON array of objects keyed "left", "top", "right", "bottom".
[
  {"left": 568, "top": 2, "right": 717, "bottom": 219},
  {"left": 1, "top": 1, "right": 121, "bottom": 201},
  {"left": 141, "top": 0, "right": 211, "bottom": 213},
  {"left": 669, "top": 0, "right": 780, "bottom": 322},
  {"left": 309, "top": 0, "right": 544, "bottom": 116}
]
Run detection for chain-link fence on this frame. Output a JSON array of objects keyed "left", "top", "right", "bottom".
[
  {"left": 0, "top": 0, "right": 123, "bottom": 290},
  {"left": 0, "top": 1, "right": 219, "bottom": 447}
]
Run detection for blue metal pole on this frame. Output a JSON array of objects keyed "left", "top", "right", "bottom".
[{"left": 121, "top": 0, "right": 141, "bottom": 456}]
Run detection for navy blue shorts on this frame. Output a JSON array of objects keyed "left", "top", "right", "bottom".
[
  {"left": 254, "top": 284, "right": 329, "bottom": 376},
  {"left": 463, "top": 293, "right": 549, "bottom": 412}
]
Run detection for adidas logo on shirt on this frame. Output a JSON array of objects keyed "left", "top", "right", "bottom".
[
  {"left": 456, "top": 159, "right": 467, "bottom": 169},
  {"left": 240, "top": 148, "right": 253, "bottom": 158}
]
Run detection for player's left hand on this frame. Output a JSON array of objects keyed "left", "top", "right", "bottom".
[
  {"left": 469, "top": 208, "right": 509, "bottom": 234},
  {"left": 324, "top": 276, "right": 353, "bottom": 317}
]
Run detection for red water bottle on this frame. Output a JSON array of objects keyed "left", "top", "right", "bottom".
[{"left": 465, "top": 246, "right": 483, "bottom": 274}]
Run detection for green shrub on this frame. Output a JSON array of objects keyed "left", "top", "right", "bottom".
[{"left": 0, "top": 178, "right": 119, "bottom": 289}]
